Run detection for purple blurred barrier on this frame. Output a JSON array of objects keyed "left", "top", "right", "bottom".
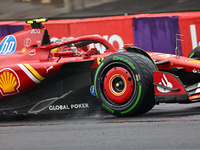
[
  {"left": 8, "top": 25, "right": 24, "bottom": 35},
  {"left": 0, "top": 24, "right": 24, "bottom": 38},
  {"left": 133, "top": 16, "right": 182, "bottom": 55},
  {"left": 0, "top": 25, "right": 9, "bottom": 37}
]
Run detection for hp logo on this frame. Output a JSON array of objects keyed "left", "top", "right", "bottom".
[{"left": 0, "top": 35, "right": 17, "bottom": 54}]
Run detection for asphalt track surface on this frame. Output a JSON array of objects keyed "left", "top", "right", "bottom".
[{"left": 1, "top": 103, "right": 200, "bottom": 150}]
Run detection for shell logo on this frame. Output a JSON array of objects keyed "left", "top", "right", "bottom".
[{"left": 0, "top": 68, "right": 20, "bottom": 96}]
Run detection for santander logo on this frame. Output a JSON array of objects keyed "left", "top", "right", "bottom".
[{"left": 157, "top": 74, "right": 173, "bottom": 93}]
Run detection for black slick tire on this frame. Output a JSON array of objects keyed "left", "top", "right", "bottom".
[{"left": 94, "top": 52, "right": 157, "bottom": 117}]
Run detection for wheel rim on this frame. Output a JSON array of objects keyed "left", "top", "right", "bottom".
[{"left": 103, "top": 67, "right": 134, "bottom": 104}]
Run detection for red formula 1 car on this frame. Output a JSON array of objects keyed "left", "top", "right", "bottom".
[{"left": 0, "top": 18, "right": 200, "bottom": 117}]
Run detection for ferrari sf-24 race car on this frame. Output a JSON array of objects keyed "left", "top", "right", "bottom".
[{"left": 0, "top": 18, "right": 200, "bottom": 117}]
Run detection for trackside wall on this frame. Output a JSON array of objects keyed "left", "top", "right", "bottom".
[
  {"left": 178, "top": 12, "right": 200, "bottom": 56},
  {"left": 133, "top": 16, "right": 181, "bottom": 55},
  {"left": 1, "top": 12, "right": 200, "bottom": 56}
]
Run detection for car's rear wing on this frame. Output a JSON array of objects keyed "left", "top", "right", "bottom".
[{"left": 26, "top": 18, "right": 48, "bottom": 28}]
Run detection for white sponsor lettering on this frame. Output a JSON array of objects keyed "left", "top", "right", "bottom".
[
  {"left": 31, "top": 29, "right": 41, "bottom": 34},
  {"left": 49, "top": 103, "right": 89, "bottom": 111},
  {"left": 49, "top": 105, "right": 70, "bottom": 111},
  {"left": 71, "top": 103, "right": 89, "bottom": 109}
]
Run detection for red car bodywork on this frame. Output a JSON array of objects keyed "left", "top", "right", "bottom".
[
  {"left": 0, "top": 18, "right": 200, "bottom": 116},
  {"left": 0, "top": 26, "right": 116, "bottom": 99}
]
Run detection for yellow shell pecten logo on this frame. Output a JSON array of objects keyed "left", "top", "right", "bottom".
[{"left": 0, "top": 69, "right": 20, "bottom": 96}]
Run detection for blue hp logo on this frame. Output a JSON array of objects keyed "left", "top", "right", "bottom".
[
  {"left": 0, "top": 35, "right": 17, "bottom": 54},
  {"left": 90, "top": 85, "right": 96, "bottom": 96}
]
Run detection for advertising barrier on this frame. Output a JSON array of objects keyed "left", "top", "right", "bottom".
[
  {"left": 133, "top": 16, "right": 181, "bottom": 55},
  {"left": 179, "top": 12, "right": 200, "bottom": 56},
  {"left": 1, "top": 12, "right": 200, "bottom": 56},
  {"left": 68, "top": 16, "right": 134, "bottom": 52}
]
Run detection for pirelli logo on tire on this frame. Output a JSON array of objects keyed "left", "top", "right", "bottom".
[{"left": 113, "top": 56, "right": 135, "bottom": 70}]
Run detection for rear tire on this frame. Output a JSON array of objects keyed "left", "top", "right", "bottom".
[
  {"left": 94, "top": 52, "right": 157, "bottom": 117},
  {"left": 188, "top": 46, "right": 200, "bottom": 59}
]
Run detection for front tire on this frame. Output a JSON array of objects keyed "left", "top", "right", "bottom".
[{"left": 94, "top": 52, "right": 157, "bottom": 117}]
